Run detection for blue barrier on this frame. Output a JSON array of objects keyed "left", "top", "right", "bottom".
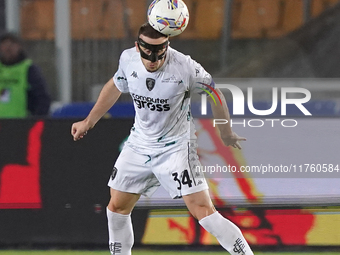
[{"left": 52, "top": 102, "right": 135, "bottom": 118}]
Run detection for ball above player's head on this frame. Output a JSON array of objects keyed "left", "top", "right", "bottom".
[{"left": 147, "top": 0, "right": 189, "bottom": 37}]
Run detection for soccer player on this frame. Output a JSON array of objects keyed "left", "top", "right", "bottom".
[{"left": 71, "top": 22, "right": 253, "bottom": 255}]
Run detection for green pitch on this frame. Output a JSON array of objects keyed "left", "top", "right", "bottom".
[{"left": 1, "top": 251, "right": 340, "bottom": 255}]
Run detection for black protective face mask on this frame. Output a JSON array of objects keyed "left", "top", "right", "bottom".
[{"left": 137, "top": 37, "right": 169, "bottom": 63}]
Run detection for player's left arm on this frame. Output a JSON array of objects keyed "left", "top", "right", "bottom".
[{"left": 208, "top": 88, "right": 246, "bottom": 149}]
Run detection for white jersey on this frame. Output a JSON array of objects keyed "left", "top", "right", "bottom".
[{"left": 113, "top": 46, "right": 214, "bottom": 150}]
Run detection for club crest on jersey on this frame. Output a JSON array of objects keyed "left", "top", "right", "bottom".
[
  {"left": 111, "top": 167, "right": 118, "bottom": 180},
  {"left": 146, "top": 78, "right": 156, "bottom": 91}
]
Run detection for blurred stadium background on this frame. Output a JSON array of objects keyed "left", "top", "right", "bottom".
[{"left": 1, "top": 0, "right": 340, "bottom": 254}]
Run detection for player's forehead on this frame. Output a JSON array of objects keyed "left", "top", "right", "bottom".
[{"left": 139, "top": 34, "right": 168, "bottom": 45}]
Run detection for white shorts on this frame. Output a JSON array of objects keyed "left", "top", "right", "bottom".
[{"left": 107, "top": 141, "right": 209, "bottom": 198}]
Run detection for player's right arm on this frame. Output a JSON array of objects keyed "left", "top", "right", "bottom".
[{"left": 71, "top": 78, "right": 121, "bottom": 141}]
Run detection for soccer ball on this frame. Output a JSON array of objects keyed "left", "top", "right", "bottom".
[{"left": 147, "top": 0, "right": 190, "bottom": 37}]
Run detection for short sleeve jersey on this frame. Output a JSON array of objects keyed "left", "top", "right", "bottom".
[{"left": 113, "top": 46, "right": 214, "bottom": 149}]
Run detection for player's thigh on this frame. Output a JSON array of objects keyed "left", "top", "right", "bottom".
[
  {"left": 183, "top": 189, "right": 216, "bottom": 220},
  {"left": 154, "top": 142, "right": 209, "bottom": 198},
  {"left": 108, "top": 188, "right": 141, "bottom": 215},
  {"left": 108, "top": 145, "right": 159, "bottom": 197}
]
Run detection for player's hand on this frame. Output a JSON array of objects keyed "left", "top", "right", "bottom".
[
  {"left": 221, "top": 132, "right": 246, "bottom": 149},
  {"left": 71, "top": 120, "right": 92, "bottom": 141}
]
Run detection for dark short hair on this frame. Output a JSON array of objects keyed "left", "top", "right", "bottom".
[
  {"left": 138, "top": 22, "right": 168, "bottom": 39},
  {"left": 0, "top": 32, "right": 23, "bottom": 46}
]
